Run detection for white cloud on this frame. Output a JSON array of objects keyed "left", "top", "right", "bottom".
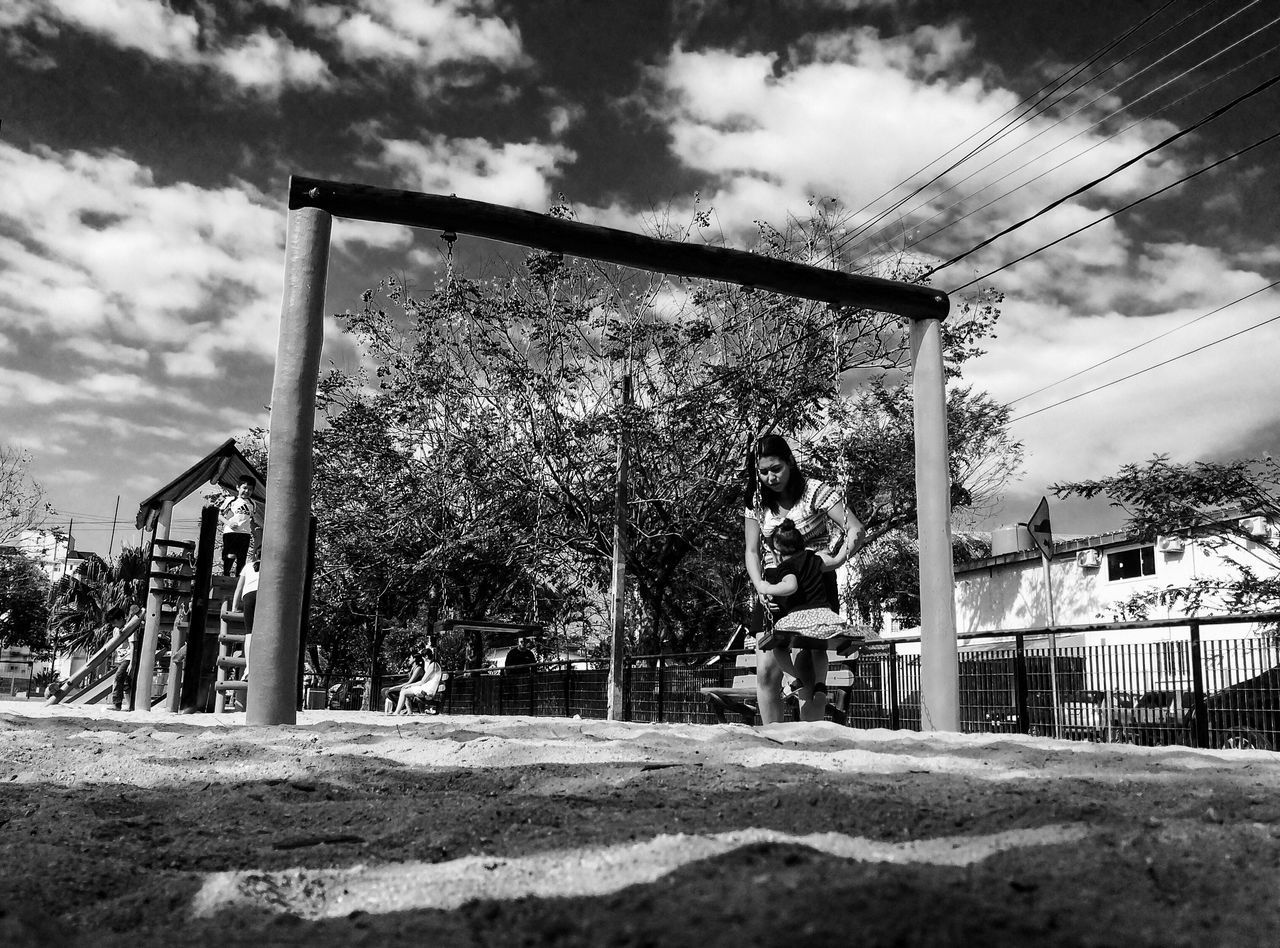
[
  {"left": 303, "top": 0, "right": 525, "bottom": 71},
  {"left": 646, "top": 26, "right": 1189, "bottom": 265},
  {"left": 212, "top": 32, "right": 332, "bottom": 93},
  {"left": 3, "top": 0, "right": 333, "bottom": 93},
  {"left": 971, "top": 289, "right": 1280, "bottom": 499},
  {"left": 62, "top": 338, "right": 149, "bottom": 368},
  {"left": 51, "top": 0, "right": 200, "bottom": 61},
  {"left": 0, "top": 143, "right": 284, "bottom": 377},
  {"left": 0, "top": 366, "right": 76, "bottom": 406},
  {"left": 371, "top": 135, "right": 576, "bottom": 210}
]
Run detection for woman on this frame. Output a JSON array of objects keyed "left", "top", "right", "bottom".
[
  {"left": 744, "top": 434, "right": 864, "bottom": 723},
  {"left": 383, "top": 651, "right": 425, "bottom": 714},
  {"left": 396, "top": 648, "right": 444, "bottom": 714}
]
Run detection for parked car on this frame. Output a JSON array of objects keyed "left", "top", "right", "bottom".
[
  {"left": 1118, "top": 687, "right": 1194, "bottom": 746},
  {"left": 1188, "top": 665, "right": 1280, "bottom": 751},
  {"left": 1024, "top": 690, "right": 1136, "bottom": 741}
]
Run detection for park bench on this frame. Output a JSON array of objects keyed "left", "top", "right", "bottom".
[
  {"left": 403, "top": 673, "right": 449, "bottom": 714},
  {"left": 700, "top": 649, "right": 864, "bottom": 725}
]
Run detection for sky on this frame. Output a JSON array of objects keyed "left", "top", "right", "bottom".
[{"left": 3, "top": 0, "right": 1280, "bottom": 555}]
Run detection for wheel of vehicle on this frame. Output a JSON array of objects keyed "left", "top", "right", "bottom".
[{"left": 1220, "top": 728, "right": 1273, "bottom": 751}]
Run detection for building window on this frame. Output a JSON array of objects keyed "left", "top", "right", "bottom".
[{"left": 1107, "top": 545, "right": 1155, "bottom": 581}]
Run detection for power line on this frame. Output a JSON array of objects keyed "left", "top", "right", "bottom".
[
  {"left": 870, "top": 22, "right": 1280, "bottom": 265},
  {"left": 925, "top": 66, "right": 1280, "bottom": 281},
  {"left": 843, "top": 0, "right": 1233, "bottom": 259},
  {"left": 1010, "top": 309, "right": 1280, "bottom": 424},
  {"left": 947, "top": 123, "right": 1280, "bottom": 294},
  {"left": 1009, "top": 278, "right": 1280, "bottom": 405},
  {"left": 837, "top": 0, "right": 1184, "bottom": 254}
]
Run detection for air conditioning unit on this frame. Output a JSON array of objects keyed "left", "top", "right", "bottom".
[
  {"left": 1157, "top": 535, "right": 1185, "bottom": 553},
  {"left": 1076, "top": 549, "right": 1102, "bottom": 569},
  {"left": 1240, "top": 516, "right": 1271, "bottom": 538}
]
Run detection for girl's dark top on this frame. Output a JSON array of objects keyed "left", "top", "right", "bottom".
[{"left": 765, "top": 549, "right": 838, "bottom": 615}]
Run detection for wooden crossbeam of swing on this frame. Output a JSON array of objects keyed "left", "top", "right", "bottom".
[{"left": 289, "top": 176, "right": 950, "bottom": 322}]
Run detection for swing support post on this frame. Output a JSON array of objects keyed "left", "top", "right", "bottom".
[
  {"left": 910, "top": 317, "right": 960, "bottom": 731},
  {"left": 248, "top": 204, "right": 331, "bottom": 725},
  {"left": 250, "top": 175, "right": 956, "bottom": 726},
  {"left": 607, "top": 374, "right": 632, "bottom": 721}
]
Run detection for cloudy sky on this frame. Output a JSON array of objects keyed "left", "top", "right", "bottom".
[{"left": 3, "top": 0, "right": 1279, "bottom": 553}]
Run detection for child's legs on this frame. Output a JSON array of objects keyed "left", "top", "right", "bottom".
[
  {"left": 770, "top": 645, "right": 799, "bottom": 680},
  {"left": 794, "top": 650, "right": 829, "bottom": 722}
]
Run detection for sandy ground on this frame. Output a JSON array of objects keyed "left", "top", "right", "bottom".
[{"left": 2, "top": 703, "right": 1279, "bottom": 947}]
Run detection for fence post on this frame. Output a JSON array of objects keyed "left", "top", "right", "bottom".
[
  {"left": 564, "top": 663, "right": 573, "bottom": 717},
  {"left": 656, "top": 655, "right": 666, "bottom": 723},
  {"left": 529, "top": 666, "right": 537, "bottom": 717},
  {"left": 623, "top": 660, "right": 632, "bottom": 722},
  {"left": 1189, "top": 621, "right": 1210, "bottom": 749},
  {"left": 1014, "top": 632, "right": 1029, "bottom": 734},
  {"left": 887, "top": 643, "right": 901, "bottom": 731}
]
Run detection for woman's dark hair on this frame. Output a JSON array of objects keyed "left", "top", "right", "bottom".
[
  {"left": 773, "top": 518, "right": 805, "bottom": 556},
  {"left": 423, "top": 647, "right": 436, "bottom": 662},
  {"left": 745, "top": 433, "right": 807, "bottom": 514}
]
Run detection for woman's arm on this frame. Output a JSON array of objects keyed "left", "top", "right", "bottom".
[
  {"left": 757, "top": 574, "right": 799, "bottom": 597},
  {"left": 744, "top": 516, "right": 765, "bottom": 587},
  {"left": 816, "top": 501, "right": 866, "bottom": 572}
]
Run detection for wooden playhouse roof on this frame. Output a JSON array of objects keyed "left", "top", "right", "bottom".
[{"left": 134, "top": 438, "right": 265, "bottom": 530}]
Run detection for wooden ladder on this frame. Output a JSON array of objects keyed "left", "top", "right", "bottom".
[{"left": 213, "top": 603, "right": 248, "bottom": 712}]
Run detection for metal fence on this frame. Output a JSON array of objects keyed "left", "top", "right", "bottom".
[{"left": 437, "top": 612, "right": 1280, "bottom": 751}]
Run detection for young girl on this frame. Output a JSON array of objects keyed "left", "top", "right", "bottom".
[{"left": 755, "top": 519, "right": 864, "bottom": 716}]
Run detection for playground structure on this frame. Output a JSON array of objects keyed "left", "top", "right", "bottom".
[
  {"left": 48, "top": 439, "right": 274, "bottom": 712},
  {"left": 248, "top": 176, "right": 958, "bottom": 728}
]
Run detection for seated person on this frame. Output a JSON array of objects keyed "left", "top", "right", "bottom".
[
  {"left": 396, "top": 648, "right": 444, "bottom": 714},
  {"left": 383, "top": 651, "right": 425, "bottom": 714}
]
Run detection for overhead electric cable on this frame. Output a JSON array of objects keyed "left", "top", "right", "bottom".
[
  {"left": 896, "top": 36, "right": 1280, "bottom": 262},
  {"left": 835, "top": 0, "right": 1181, "bottom": 250},
  {"left": 840, "top": 0, "right": 1216, "bottom": 254},
  {"left": 926, "top": 68, "right": 1280, "bottom": 281},
  {"left": 947, "top": 125, "right": 1280, "bottom": 294},
  {"left": 1010, "top": 308, "right": 1280, "bottom": 423},
  {"left": 1010, "top": 278, "right": 1280, "bottom": 405},
  {"left": 869, "top": 23, "right": 1280, "bottom": 263}
]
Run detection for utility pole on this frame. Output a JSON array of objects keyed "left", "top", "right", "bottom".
[
  {"left": 606, "top": 374, "right": 632, "bottom": 721},
  {"left": 107, "top": 495, "right": 120, "bottom": 559}
]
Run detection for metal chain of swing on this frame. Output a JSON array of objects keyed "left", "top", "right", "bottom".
[{"left": 441, "top": 230, "right": 457, "bottom": 299}]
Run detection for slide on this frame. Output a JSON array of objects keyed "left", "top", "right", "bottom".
[
  {"left": 64, "top": 676, "right": 116, "bottom": 706},
  {"left": 46, "top": 613, "right": 142, "bottom": 705}
]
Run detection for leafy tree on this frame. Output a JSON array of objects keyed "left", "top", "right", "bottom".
[
  {"left": 846, "top": 532, "right": 991, "bottom": 629},
  {"left": 0, "top": 549, "right": 51, "bottom": 652},
  {"left": 308, "top": 201, "right": 1016, "bottom": 660},
  {"left": 1, "top": 444, "right": 53, "bottom": 545},
  {"left": 50, "top": 546, "right": 147, "bottom": 657},
  {"left": 1052, "top": 454, "right": 1280, "bottom": 621}
]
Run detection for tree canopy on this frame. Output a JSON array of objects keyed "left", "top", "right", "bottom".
[
  {"left": 298, "top": 204, "right": 1019, "bottom": 672},
  {"left": 1, "top": 444, "right": 53, "bottom": 546},
  {"left": 1053, "top": 454, "right": 1280, "bottom": 620},
  {"left": 0, "top": 550, "right": 50, "bottom": 653}
]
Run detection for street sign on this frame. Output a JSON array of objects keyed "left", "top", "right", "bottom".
[{"left": 1027, "top": 496, "right": 1053, "bottom": 560}]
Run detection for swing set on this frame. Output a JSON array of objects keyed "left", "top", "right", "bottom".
[{"left": 247, "top": 175, "right": 958, "bottom": 728}]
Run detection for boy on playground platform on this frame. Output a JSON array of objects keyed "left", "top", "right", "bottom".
[{"left": 219, "top": 476, "right": 262, "bottom": 577}]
